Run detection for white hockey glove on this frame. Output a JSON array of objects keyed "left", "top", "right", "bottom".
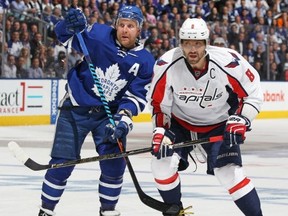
[
  {"left": 224, "top": 114, "right": 251, "bottom": 148},
  {"left": 151, "top": 127, "right": 176, "bottom": 159},
  {"left": 105, "top": 110, "right": 133, "bottom": 143}
]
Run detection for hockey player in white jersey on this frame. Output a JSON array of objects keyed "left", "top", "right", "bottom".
[
  {"left": 148, "top": 18, "right": 263, "bottom": 216},
  {"left": 37, "top": 6, "right": 155, "bottom": 216}
]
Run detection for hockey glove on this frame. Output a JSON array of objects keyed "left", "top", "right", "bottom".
[
  {"left": 151, "top": 127, "right": 176, "bottom": 159},
  {"left": 224, "top": 114, "right": 251, "bottom": 148},
  {"left": 64, "top": 8, "right": 87, "bottom": 34},
  {"left": 105, "top": 110, "right": 133, "bottom": 143}
]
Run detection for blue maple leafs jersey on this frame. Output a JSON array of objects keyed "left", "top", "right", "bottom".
[{"left": 55, "top": 21, "right": 155, "bottom": 116}]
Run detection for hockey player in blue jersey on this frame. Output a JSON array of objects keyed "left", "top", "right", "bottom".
[{"left": 38, "top": 6, "right": 155, "bottom": 216}]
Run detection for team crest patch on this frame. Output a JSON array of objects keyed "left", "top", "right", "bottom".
[
  {"left": 156, "top": 59, "right": 168, "bottom": 66},
  {"left": 225, "top": 52, "right": 240, "bottom": 68},
  {"left": 92, "top": 63, "right": 127, "bottom": 101}
]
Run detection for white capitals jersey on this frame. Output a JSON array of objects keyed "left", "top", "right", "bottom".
[{"left": 147, "top": 46, "right": 264, "bottom": 133}]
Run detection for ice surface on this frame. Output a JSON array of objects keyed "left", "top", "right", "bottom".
[{"left": 1, "top": 119, "right": 288, "bottom": 215}]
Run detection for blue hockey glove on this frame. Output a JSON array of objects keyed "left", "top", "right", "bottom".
[
  {"left": 64, "top": 8, "right": 87, "bottom": 34},
  {"left": 151, "top": 127, "right": 176, "bottom": 159},
  {"left": 223, "top": 114, "right": 251, "bottom": 148},
  {"left": 105, "top": 110, "right": 133, "bottom": 143}
]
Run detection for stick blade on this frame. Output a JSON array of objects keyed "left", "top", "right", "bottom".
[
  {"left": 8, "top": 141, "right": 50, "bottom": 171},
  {"left": 8, "top": 141, "right": 29, "bottom": 164}
]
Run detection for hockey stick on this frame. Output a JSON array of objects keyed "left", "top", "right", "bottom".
[
  {"left": 74, "top": 32, "right": 180, "bottom": 214},
  {"left": 8, "top": 135, "right": 222, "bottom": 214},
  {"left": 8, "top": 135, "right": 223, "bottom": 171}
]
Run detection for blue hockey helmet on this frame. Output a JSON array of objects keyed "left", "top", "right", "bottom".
[{"left": 116, "top": 6, "right": 144, "bottom": 28}]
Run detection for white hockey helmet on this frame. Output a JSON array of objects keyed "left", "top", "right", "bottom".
[{"left": 179, "top": 18, "right": 209, "bottom": 41}]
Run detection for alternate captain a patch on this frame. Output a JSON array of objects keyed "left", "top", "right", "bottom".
[{"left": 225, "top": 52, "right": 240, "bottom": 68}]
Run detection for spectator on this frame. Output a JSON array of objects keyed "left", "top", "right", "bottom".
[
  {"left": 20, "top": 31, "right": 31, "bottom": 49},
  {"left": 16, "top": 56, "right": 29, "bottom": 78},
  {"left": 213, "top": 37, "right": 228, "bottom": 47},
  {"left": 244, "top": 40, "right": 255, "bottom": 65},
  {"left": 252, "top": 32, "right": 266, "bottom": 52},
  {"left": 146, "top": 6, "right": 157, "bottom": 26},
  {"left": 144, "top": 26, "right": 159, "bottom": 48},
  {"left": 59, "top": 0, "right": 69, "bottom": 17},
  {"left": 89, "top": 0, "right": 99, "bottom": 13},
  {"left": 156, "top": 0, "right": 166, "bottom": 18},
  {"left": 0, "top": 0, "right": 287, "bottom": 81},
  {"left": 51, "top": 0, "right": 61, "bottom": 10},
  {"left": 53, "top": 39, "right": 66, "bottom": 60},
  {"left": 103, "top": 12, "right": 113, "bottom": 26},
  {"left": 156, "top": 20, "right": 166, "bottom": 35},
  {"left": 30, "top": 32, "right": 43, "bottom": 58},
  {"left": 11, "top": 20, "right": 21, "bottom": 33},
  {"left": 35, "top": 44, "right": 48, "bottom": 70},
  {"left": 2, "top": 54, "right": 17, "bottom": 78},
  {"left": 239, "top": 7, "right": 253, "bottom": 23},
  {"left": 20, "top": 22, "right": 29, "bottom": 33},
  {"left": 28, "top": 23, "right": 38, "bottom": 41},
  {"left": 253, "top": 60, "right": 265, "bottom": 80},
  {"left": 7, "top": 31, "right": 23, "bottom": 57},
  {"left": 44, "top": 46, "right": 55, "bottom": 77},
  {"left": 4, "top": 19, "right": 12, "bottom": 42},
  {"left": 28, "top": 57, "right": 43, "bottom": 78},
  {"left": 42, "top": 0, "right": 54, "bottom": 11},
  {"left": 140, "top": 21, "right": 150, "bottom": 41},
  {"left": 227, "top": 23, "right": 239, "bottom": 46},
  {"left": 10, "top": 0, "right": 26, "bottom": 17},
  {"left": 0, "top": 42, "right": 9, "bottom": 67},
  {"left": 67, "top": 48, "right": 82, "bottom": 71},
  {"left": 83, "top": 7, "right": 91, "bottom": 19},
  {"left": 23, "top": 0, "right": 37, "bottom": 17},
  {"left": 270, "top": 61, "right": 281, "bottom": 81},
  {"left": 98, "top": 1, "right": 108, "bottom": 17},
  {"left": 206, "top": 7, "right": 221, "bottom": 22},
  {"left": 224, "top": 0, "right": 239, "bottom": 23},
  {"left": 50, "top": 6, "right": 62, "bottom": 27},
  {"left": 168, "top": 28, "right": 177, "bottom": 48},
  {"left": 18, "top": 47, "right": 31, "bottom": 70},
  {"left": 264, "top": 9, "right": 274, "bottom": 27},
  {"left": 31, "top": 0, "right": 43, "bottom": 17},
  {"left": 159, "top": 38, "right": 171, "bottom": 54},
  {"left": 254, "top": 44, "right": 266, "bottom": 63},
  {"left": 53, "top": 51, "right": 67, "bottom": 78},
  {"left": 234, "top": 32, "right": 248, "bottom": 55}
]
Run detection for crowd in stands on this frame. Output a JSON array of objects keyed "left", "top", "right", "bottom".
[{"left": 0, "top": 0, "right": 288, "bottom": 81}]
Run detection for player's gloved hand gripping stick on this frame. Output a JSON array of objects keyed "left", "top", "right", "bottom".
[{"left": 224, "top": 114, "right": 250, "bottom": 148}]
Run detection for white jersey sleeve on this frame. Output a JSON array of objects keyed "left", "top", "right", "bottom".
[
  {"left": 147, "top": 48, "right": 182, "bottom": 128},
  {"left": 207, "top": 46, "right": 263, "bottom": 121}
]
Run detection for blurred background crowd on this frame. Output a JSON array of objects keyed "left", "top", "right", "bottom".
[{"left": 0, "top": 0, "right": 288, "bottom": 81}]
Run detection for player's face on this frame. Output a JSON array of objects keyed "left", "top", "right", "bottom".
[
  {"left": 116, "top": 19, "right": 140, "bottom": 49},
  {"left": 181, "top": 40, "right": 206, "bottom": 65}
]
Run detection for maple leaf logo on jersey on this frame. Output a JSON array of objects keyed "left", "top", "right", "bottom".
[
  {"left": 156, "top": 59, "right": 168, "bottom": 66},
  {"left": 92, "top": 63, "right": 127, "bottom": 101},
  {"left": 225, "top": 52, "right": 240, "bottom": 68}
]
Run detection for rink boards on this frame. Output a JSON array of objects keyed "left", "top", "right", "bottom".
[{"left": 0, "top": 79, "right": 287, "bottom": 125}]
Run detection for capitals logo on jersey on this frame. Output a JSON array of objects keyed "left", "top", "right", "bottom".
[
  {"left": 92, "top": 63, "right": 127, "bottom": 101},
  {"left": 225, "top": 52, "right": 240, "bottom": 68},
  {"left": 156, "top": 59, "right": 168, "bottom": 66}
]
